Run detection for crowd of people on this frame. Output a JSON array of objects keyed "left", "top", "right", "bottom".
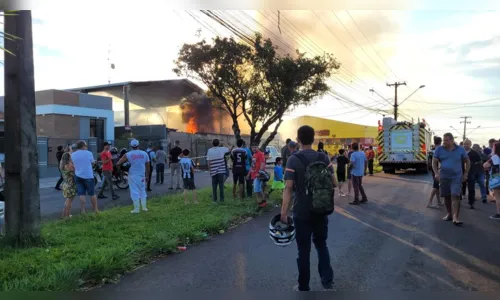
[{"left": 429, "top": 135, "right": 500, "bottom": 223}]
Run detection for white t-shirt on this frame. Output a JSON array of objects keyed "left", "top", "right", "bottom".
[
  {"left": 126, "top": 150, "right": 150, "bottom": 177},
  {"left": 207, "top": 147, "right": 229, "bottom": 176},
  {"left": 71, "top": 150, "right": 95, "bottom": 179},
  {"left": 180, "top": 157, "right": 194, "bottom": 179}
]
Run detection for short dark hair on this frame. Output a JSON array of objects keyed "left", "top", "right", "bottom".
[
  {"left": 434, "top": 136, "right": 442, "bottom": 145},
  {"left": 212, "top": 139, "right": 220, "bottom": 147},
  {"left": 297, "top": 125, "right": 315, "bottom": 146},
  {"left": 443, "top": 133, "right": 454, "bottom": 141},
  {"left": 275, "top": 157, "right": 282, "bottom": 164},
  {"left": 182, "top": 149, "right": 190, "bottom": 156},
  {"left": 286, "top": 138, "right": 292, "bottom": 144},
  {"left": 251, "top": 141, "right": 259, "bottom": 147},
  {"left": 339, "top": 149, "right": 345, "bottom": 155},
  {"left": 495, "top": 143, "right": 500, "bottom": 156},
  {"left": 76, "top": 140, "right": 87, "bottom": 149},
  {"left": 236, "top": 139, "right": 244, "bottom": 147},
  {"left": 369, "top": 145, "right": 373, "bottom": 150},
  {"left": 352, "top": 142, "right": 359, "bottom": 151},
  {"left": 489, "top": 138, "right": 497, "bottom": 144},
  {"left": 318, "top": 142, "right": 324, "bottom": 150},
  {"left": 57, "top": 145, "right": 64, "bottom": 151}
]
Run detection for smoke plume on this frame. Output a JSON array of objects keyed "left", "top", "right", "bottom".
[{"left": 179, "top": 92, "right": 215, "bottom": 134}]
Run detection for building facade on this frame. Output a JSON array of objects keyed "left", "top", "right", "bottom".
[{"left": 0, "top": 89, "right": 114, "bottom": 178}]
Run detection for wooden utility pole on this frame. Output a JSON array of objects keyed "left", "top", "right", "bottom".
[
  {"left": 4, "top": 10, "right": 41, "bottom": 245},
  {"left": 460, "top": 116, "right": 471, "bottom": 142},
  {"left": 386, "top": 81, "right": 406, "bottom": 121}
]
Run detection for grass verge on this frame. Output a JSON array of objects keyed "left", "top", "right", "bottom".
[{"left": 0, "top": 186, "right": 280, "bottom": 291}]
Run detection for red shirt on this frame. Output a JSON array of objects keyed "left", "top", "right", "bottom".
[
  {"left": 100, "top": 151, "right": 113, "bottom": 171},
  {"left": 366, "top": 149, "right": 375, "bottom": 160},
  {"left": 250, "top": 151, "right": 265, "bottom": 179}
]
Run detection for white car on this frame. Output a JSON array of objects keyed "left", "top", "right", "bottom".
[{"left": 265, "top": 146, "right": 281, "bottom": 165}]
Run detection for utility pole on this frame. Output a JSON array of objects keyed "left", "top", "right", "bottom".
[
  {"left": 460, "top": 116, "right": 472, "bottom": 142},
  {"left": 387, "top": 81, "right": 406, "bottom": 121},
  {"left": 4, "top": 10, "right": 41, "bottom": 245}
]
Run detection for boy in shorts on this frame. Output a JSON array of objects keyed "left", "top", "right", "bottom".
[{"left": 180, "top": 149, "right": 198, "bottom": 204}]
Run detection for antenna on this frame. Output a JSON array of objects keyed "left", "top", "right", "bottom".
[{"left": 107, "top": 44, "right": 115, "bottom": 84}]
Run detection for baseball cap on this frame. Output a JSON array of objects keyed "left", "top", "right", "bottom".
[
  {"left": 130, "top": 139, "right": 139, "bottom": 147},
  {"left": 288, "top": 141, "right": 297, "bottom": 148}
]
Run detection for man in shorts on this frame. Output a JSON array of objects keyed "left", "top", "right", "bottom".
[
  {"left": 71, "top": 140, "right": 99, "bottom": 214},
  {"left": 231, "top": 139, "right": 247, "bottom": 201},
  {"left": 427, "top": 136, "right": 443, "bottom": 208},
  {"left": 432, "top": 133, "right": 470, "bottom": 225}
]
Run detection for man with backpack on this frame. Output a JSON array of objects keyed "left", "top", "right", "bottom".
[{"left": 281, "top": 125, "right": 337, "bottom": 291}]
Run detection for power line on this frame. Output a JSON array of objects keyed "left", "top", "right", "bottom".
[
  {"left": 345, "top": 10, "right": 399, "bottom": 80},
  {"left": 460, "top": 116, "right": 472, "bottom": 141}
]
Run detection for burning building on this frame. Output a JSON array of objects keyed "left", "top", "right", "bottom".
[{"left": 179, "top": 92, "right": 238, "bottom": 135}]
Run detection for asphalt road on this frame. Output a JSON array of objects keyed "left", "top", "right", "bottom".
[
  {"left": 40, "top": 170, "right": 213, "bottom": 220},
  {"left": 96, "top": 171, "right": 500, "bottom": 291}
]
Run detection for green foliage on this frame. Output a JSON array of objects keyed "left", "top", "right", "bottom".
[
  {"left": 174, "top": 33, "right": 340, "bottom": 147},
  {"left": 0, "top": 187, "right": 281, "bottom": 291}
]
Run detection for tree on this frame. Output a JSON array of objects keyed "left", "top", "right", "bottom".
[
  {"left": 247, "top": 34, "right": 339, "bottom": 147},
  {"left": 3, "top": 10, "right": 41, "bottom": 245},
  {"left": 174, "top": 33, "right": 340, "bottom": 148},
  {"left": 173, "top": 37, "right": 256, "bottom": 140}
]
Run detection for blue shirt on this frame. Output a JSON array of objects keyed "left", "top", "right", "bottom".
[
  {"left": 71, "top": 150, "right": 95, "bottom": 179},
  {"left": 244, "top": 148, "right": 253, "bottom": 172},
  {"left": 180, "top": 157, "right": 194, "bottom": 179},
  {"left": 434, "top": 144, "right": 468, "bottom": 179},
  {"left": 126, "top": 150, "right": 150, "bottom": 177},
  {"left": 274, "top": 165, "right": 283, "bottom": 181},
  {"left": 350, "top": 151, "right": 367, "bottom": 177},
  {"left": 484, "top": 147, "right": 492, "bottom": 156}
]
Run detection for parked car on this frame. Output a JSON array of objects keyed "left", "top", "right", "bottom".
[{"left": 265, "top": 146, "right": 281, "bottom": 165}]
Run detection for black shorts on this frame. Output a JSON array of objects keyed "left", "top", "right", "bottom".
[
  {"left": 337, "top": 170, "right": 346, "bottom": 182},
  {"left": 433, "top": 178, "right": 440, "bottom": 189},
  {"left": 183, "top": 177, "right": 196, "bottom": 190},
  {"left": 233, "top": 171, "right": 245, "bottom": 185}
]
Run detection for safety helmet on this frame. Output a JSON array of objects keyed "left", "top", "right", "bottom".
[
  {"left": 258, "top": 170, "right": 270, "bottom": 182},
  {"left": 269, "top": 214, "right": 295, "bottom": 247},
  {"left": 110, "top": 147, "right": 118, "bottom": 154}
]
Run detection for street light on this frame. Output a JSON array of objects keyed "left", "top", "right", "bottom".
[
  {"left": 399, "top": 85, "right": 426, "bottom": 105},
  {"left": 467, "top": 125, "right": 481, "bottom": 136},
  {"left": 369, "top": 88, "right": 392, "bottom": 105},
  {"left": 450, "top": 126, "right": 461, "bottom": 136}
]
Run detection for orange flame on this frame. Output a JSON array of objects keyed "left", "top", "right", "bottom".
[{"left": 186, "top": 117, "right": 198, "bottom": 134}]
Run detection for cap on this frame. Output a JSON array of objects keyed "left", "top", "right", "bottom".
[
  {"left": 130, "top": 139, "right": 139, "bottom": 147},
  {"left": 288, "top": 141, "right": 297, "bottom": 148},
  {"left": 103, "top": 141, "right": 111, "bottom": 146}
]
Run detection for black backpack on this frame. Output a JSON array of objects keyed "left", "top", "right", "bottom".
[{"left": 294, "top": 152, "right": 335, "bottom": 215}]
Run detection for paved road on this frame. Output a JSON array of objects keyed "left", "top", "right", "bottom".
[
  {"left": 97, "top": 171, "right": 500, "bottom": 291},
  {"left": 40, "top": 170, "right": 213, "bottom": 220}
]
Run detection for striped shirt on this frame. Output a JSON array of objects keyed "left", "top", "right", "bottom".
[{"left": 207, "top": 146, "right": 229, "bottom": 176}]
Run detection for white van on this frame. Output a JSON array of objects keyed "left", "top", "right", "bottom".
[{"left": 265, "top": 146, "right": 281, "bottom": 165}]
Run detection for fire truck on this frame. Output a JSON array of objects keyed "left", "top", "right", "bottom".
[{"left": 376, "top": 117, "right": 432, "bottom": 174}]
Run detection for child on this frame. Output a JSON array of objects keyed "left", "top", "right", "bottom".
[
  {"left": 336, "top": 149, "right": 349, "bottom": 196},
  {"left": 180, "top": 149, "right": 198, "bottom": 205},
  {"left": 268, "top": 157, "right": 285, "bottom": 196}
]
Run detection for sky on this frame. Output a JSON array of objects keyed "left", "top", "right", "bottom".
[{"left": 1, "top": 4, "right": 499, "bottom": 144}]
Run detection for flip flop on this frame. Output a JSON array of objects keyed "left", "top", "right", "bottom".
[
  {"left": 442, "top": 216, "right": 452, "bottom": 221},
  {"left": 453, "top": 221, "right": 463, "bottom": 226}
]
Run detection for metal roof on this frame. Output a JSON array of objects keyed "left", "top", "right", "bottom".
[{"left": 66, "top": 79, "right": 203, "bottom": 93}]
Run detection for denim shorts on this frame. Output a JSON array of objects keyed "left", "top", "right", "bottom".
[
  {"left": 440, "top": 177, "right": 462, "bottom": 197},
  {"left": 75, "top": 176, "right": 96, "bottom": 196},
  {"left": 253, "top": 178, "right": 263, "bottom": 193}
]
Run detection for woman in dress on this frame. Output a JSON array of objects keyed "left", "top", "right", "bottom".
[{"left": 60, "top": 149, "right": 77, "bottom": 218}]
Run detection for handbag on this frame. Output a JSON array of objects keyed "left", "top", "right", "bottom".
[{"left": 489, "top": 155, "right": 500, "bottom": 190}]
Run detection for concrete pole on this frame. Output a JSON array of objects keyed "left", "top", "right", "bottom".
[{"left": 4, "top": 10, "right": 41, "bottom": 245}]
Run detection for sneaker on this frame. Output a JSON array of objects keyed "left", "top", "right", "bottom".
[
  {"left": 293, "top": 285, "right": 309, "bottom": 291},
  {"left": 427, "top": 204, "right": 439, "bottom": 209},
  {"left": 112, "top": 195, "right": 120, "bottom": 200},
  {"left": 142, "top": 208, "right": 148, "bottom": 212},
  {"left": 490, "top": 214, "right": 500, "bottom": 220},
  {"left": 360, "top": 199, "right": 368, "bottom": 204},
  {"left": 349, "top": 201, "right": 360, "bottom": 205},
  {"left": 98, "top": 194, "right": 107, "bottom": 199},
  {"left": 131, "top": 210, "right": 140, "bottom": 214},
  {"left": 322, "top": 282, "right": 336, "bottom": 291}
]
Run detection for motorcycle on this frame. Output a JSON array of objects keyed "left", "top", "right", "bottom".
[{"left": 93, "top": 160, "right": 130, "bottom": 190}]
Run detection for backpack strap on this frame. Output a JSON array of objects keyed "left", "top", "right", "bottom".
[{"left": 294, "top": 152, "right": 309, "bottom": 168}]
